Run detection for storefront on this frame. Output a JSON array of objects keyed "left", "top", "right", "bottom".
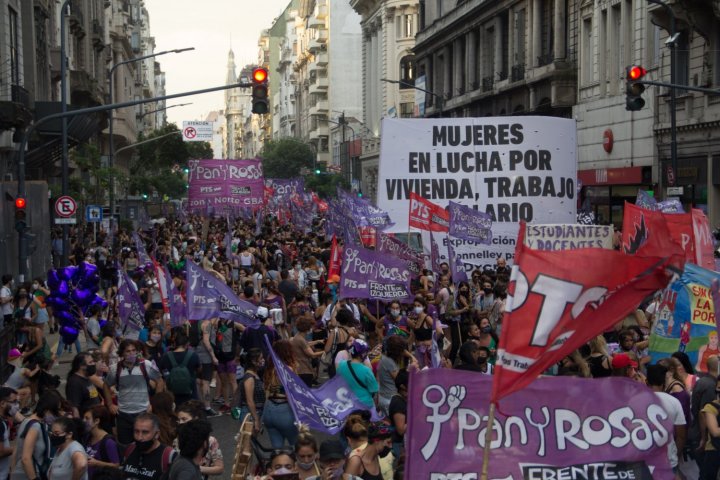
[
  {"left": 661, "top": 157, "right": 709, "bottom": 214},
  {"left": 578, "top": 166, "right": 653, "bottom": 228}
]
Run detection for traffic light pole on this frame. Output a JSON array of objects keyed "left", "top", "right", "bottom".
[
  {"left": 637, "top": 80, "right": 720, "bottom": 96},
  {"left": 15, "top": 81, "right": 250, "bottom": 280}
]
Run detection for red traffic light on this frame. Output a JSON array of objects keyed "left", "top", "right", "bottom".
[
  {"left": 15, "top": 197, "right": 26, "bottom": 209},
  {"left": 627, "top": 66, "right": 647, "bottom": 81},
  {"left": 252, "top": 68, "right": 268, "bottom": 83}
]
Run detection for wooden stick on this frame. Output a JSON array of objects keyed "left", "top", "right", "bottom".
[{"left": 481, "top": 402, "right": 496, "bottom": 480}]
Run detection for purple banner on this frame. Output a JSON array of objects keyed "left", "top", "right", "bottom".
[
  {"left": 339, "top": 245, "right": 411, "bottom": 301},
  {"left": 186, "top": 260, "right": 258, "bottom": 325},
  {"left": 337, "top": 188, "right": 394, "bottom": 230},
  {"left": 447, "top": 238, "right": 468, "bottom": 284},
  {"left": 164, "top": 266, "right": 186, "bottom": 328},
  {"left": 133, "top": 232, "right": 152, "bottom": 266},
  {"left": 430, "top": 234, "right": 440, "bottom": 273},
  {"left": 376, "top": 231, "right": 424, "bottom": 276},
  {"left": 264, "top": 336, "right": 382, "bottom": 434},
  {"left": 265, "top": 178, "right": 305, "bottom": 198},
  {"left": 187, "top": 159, "right": 265, "bottom": 213},
  {"left": 118, "top": 270, "right": 144, "bottom": 331},
  {"left": 448, "top": 201, "right": 493, "bottom": 244},
  {"left": 636, "top": 190, "right": 685, "bottom": 214},
  {"left": 407, "top": 371, "right": 673, "bottom": 480}
]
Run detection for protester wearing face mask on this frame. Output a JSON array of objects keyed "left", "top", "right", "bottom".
[
  {"left": 344, "top": 416, "right": 395, "bottom": 480},
  {"left": 0, "top": 387, "right": 20, "bottom": 479},
  {"left": 473, "top": 316, "right": 498, "bottom": 364},
  {"left": 122, "top": 413, "right": 177, "bottom": 480},
  {"left": 169, "top": 419, "right": 213, "bottom": 480},
  {"left": 48, "top": 416, "right": 88, "bottom": 480},
  {"left": 103, "top": 340, "right": 163, "bottom": 446},
  {"left": 30, "top": 278, "right": 50, "bottom": 333},
  {"left": 0, "top": 274, "right": 15, "bottom": 330},
  {"left": 175, "top": 401, "right": 224, "bottom": 478},
  {"left": 12, "top": 390, "right": 62, "bottom": 480},
  {"left": 306, "top": 439, "right": 360, "bottom": 480},
  {"left": 145, "top": 325, "right": 166, "bottom": 366},
  {"left": 65, "top": 352, "right": 101, "bottom": 418},
  {"left": 378, "top": 301, "right": 409, "bottom": 340},
  {"left": 295, "top": 429, "right": 321, "bottom": 479},
  {"left": 408, "top": 298, "right": 444, "bottom": 369},
  {"left": 83, "top": 405, "right": 120, "bottom": 478}
]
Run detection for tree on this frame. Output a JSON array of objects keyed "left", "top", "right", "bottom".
[
  {"left": 305, "top": 173, "right": 349, "bottom": 198},
  {"left": 259, "top": 138, "right": 314, "bottom": 178}
]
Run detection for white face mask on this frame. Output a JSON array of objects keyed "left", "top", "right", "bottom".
[
  {"left": 32, "top": 283, "right": 39, "bottom": 290},
  {"left": 414, "top": 306, "right": 424, "bottom": 315}
]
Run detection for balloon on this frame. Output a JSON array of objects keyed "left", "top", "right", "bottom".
[
  {"left": 54, "top": 310, "right": 75, "bottom": 325},
  {"left": 47, "top": 270, "right": 60, "bottom": 289},
  {"left": 46, "top": 297, "right": 69, "bottom": 311},
  {"left": 60, "top": 326, "right": 79, "bottom": 344},
  {"left": 80, "top": 262, "right": 98, "bottom": 280},
  {"left": 57, "top": 281, "right": 70, "bottom": 298},
  {"left": 71, "top": 288, "right": 93, "bottom": 307},
  {"left": 61, "top": 265, "right": 79, "bottom": 282}
]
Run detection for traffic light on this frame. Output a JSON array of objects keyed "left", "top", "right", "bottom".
[
  {"left": 142, "top": 193, "right": 148, "bottom": 200},
  {"left": 251, "top": 67, "right": 269, "bottom": 114},
  {"left": 14, "top": 196, "right": 27, "bottom": 232},
  {"left": 357, "top": 191, "right": 363, "bottom": 198},
  {"left": 315, "top": 168, "right": 321, "bottom": 175},
  {"left": 626, "top": 65, "right": 648, "bottom": 111}
]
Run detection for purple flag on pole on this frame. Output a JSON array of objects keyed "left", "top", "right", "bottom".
[
  {"left": 376, "top": 231, "right": 424, "bottom": 276},
  {"left": 164, "top": 266, "right": 186, "bottom": 328},
  {"left": 448, "top": 201, "right": 493, "bottom": 244},
  {"left": 117, "top": 270, "right": 144, "bottom": 331},
  {"left": 447, "top": 238, "right": 468, "bottom": 284},
  {"left": 133, "top": 232, "right": 152, "bottom": 265},
  {"left": 186, "top": 260, "right": 258, "bottom": 325},
  {"left": 265, "top": 178, "right": 305, "bottom": 199},
  {"left": 430, "top": 234, "right": 440, "bottom": 273},
  {"left": 339, "top": 245, "right": 411, "bottom": 301},
  {"left": 406, "top": 371, "right": 673, "bottom": 480},
  {"left": 264, "top": 336, "right": 382, "bottom": 434}
]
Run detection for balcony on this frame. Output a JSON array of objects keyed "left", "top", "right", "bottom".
[
  {"left": 497, "top": 71, "right": 508, "bottom": 81},
  {"left": 0, "top": 85, "right": 33, "bottom": 130},
  {"left": 308, "top": 13, "right": 325, "bottom": 29},
  {"left": 309, "top": 77, "right": 329, "bottom": 95},
  {"left": 316, "top": 0, "right": 328, "bottom": 19},
  {"left": 68, "top": 6, "right": 85, "bottom": 38},
  {"left": 92, "top": 19, "right": 104, "bottom": 51},
  {"left": 315, "top": 53, "right": 328, "bottom": 66},
  {"left": 308, "top": 30, "right": 328, "bottom": 52},
  {"left": 511, "top": 64, "right": 525, "bottom": 82},
  {"left": 308, "top": 61, "right": 326, "bottom": 76},
  {"left": 482, "top": 76, "right": 493, "bottom": 92},
  {"left": 309, "top": 101, "right": 329, "bottom": 116},
  {"left": 537, "top": 52, "right": 554, "bottom": 67}
]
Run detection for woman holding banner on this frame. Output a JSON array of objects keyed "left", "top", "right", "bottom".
[{"left": 262, "top": 340, "right": 299, "bottom": 448}]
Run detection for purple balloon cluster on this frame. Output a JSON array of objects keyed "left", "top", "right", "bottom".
[{"left": 46, "top": 262, "right": 108, "bottom": 344}]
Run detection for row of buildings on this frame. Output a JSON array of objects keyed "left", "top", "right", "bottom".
[
  {"left": 233, "top": 0, "right": 720, "bottom": 227},
  {"left": 0, "top": 0, "right": 168, "bottom": 275}
]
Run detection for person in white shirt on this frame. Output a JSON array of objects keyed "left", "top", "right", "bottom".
[
  {"left": 647, "top": 364, "right": 686, "bottom": 478},
  {"left": 0, "top": 275, "right": 14, "bottom": 330}
]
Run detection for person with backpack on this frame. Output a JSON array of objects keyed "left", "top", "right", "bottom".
[
  {"left": 0, "top": 387, "right": 19, "bottom": 480},
  {"left": 211, "top": 317, "right": 242, "bottom": 414},
  {"left": 121, "top": 413, "right": 177, "bottom": 480},
  {"left": 102, "top": 340, "right": 163, "bottom": 446},
  {"left": 47, "top": 416, "right": 88, "bottom": 480},
  {"left": 159, "top": 328, "right": 199, "bottom": 409},
  {"left": 11, "top": 390, "right": 62, "bottom": 480},
  {"left": 83, "top": 405, "right": 121, "bottom": 478}
]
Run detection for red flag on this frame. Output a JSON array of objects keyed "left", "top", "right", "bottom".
[
  {"left": 490, "top": 221, "right": 683, "bottom": 404},
  {"left": 152, "top": 260, "right": 170, "bottom": 314},
  {"left": 311, "top": 191, "right": 328, "bottom": 212},
  {"left": 408, "top": 192, "right": 449, "bottom": 232},
  {"left": 328, "top": 235, "right": 342, "bottom": 278},
  {"left": 692, "top": 208, "right": 715, "bottom": 270}
]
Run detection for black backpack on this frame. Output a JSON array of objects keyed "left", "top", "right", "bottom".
[{"left": 166, "top": 351, "right": 194, "bottom": 396}]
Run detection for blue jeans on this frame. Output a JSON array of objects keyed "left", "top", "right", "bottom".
[
  {"left": 262, "top": 401, "right": 297, "bottom": 449},
  {"left": 56, "top": 337, "right": 82, "bottom": 356}
]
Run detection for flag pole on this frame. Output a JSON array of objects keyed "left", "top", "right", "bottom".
[{"left": 481, "top": 402, "right": 496, "bottom": 480}]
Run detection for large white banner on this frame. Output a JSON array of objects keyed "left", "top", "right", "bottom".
[{"left": 377, "top": 117, "right": 577, "bottom": 270}]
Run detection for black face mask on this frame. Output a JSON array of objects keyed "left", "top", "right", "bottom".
[
  {"left": 49, "top": 434, "right": 67, "bottom": 447},
  {"left": 136, "top": 438, "right": 155, "bottom": 452},
  {"left": 378, "top": 446, "right": 392, "bottom": 458},
  {"left": 477, "top": 357, "right": 488, "bottom": 364},
  {"left": 483, "top": 288, "right": 493, "bottom": 294},
  {"left": 85, "top": 365, "right": 97, "bottom": 376},
  {"left": 481, "top": 326, "right": 492, "bottom": 334}
]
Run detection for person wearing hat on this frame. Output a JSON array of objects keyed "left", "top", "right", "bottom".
[
  {"left": 611, "top": 353, "right": 646, "bottom": 383},
  {"left": 3, "top": 349, "right": 38, "bottom": 411},
  {"left": 305, "top": 439, "right": 361, "bottom": 480},
  {"left": 239, "top": 306, "right": 280, "bottom": 359},
  {"left": 336, "top": 340, "right": 378, "bottom": 410}
]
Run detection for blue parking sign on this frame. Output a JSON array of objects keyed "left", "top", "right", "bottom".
[{"left": 86, "top": 205, "right": 103, "bottom": 223}]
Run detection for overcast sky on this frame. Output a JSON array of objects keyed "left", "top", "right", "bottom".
[{"left": 143, "top": 0, "right": 288, "bottom": 127}]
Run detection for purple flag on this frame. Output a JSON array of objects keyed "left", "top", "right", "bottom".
[
  {"left": 187, "top": 159, "right": 265, "bottom": 214},
  {"left": 339, "top": 245, "right": 411, "bottom": 301},
  {"left": 337, "top": 188, "right": 394, "bottom": 230},
  {"left": 265, "top": 178, "right": 305, "bottom": 199},
  {"left": 376, "top": 231, "right": 424, "bottom": 276},
  {"left": 406, "top": 371, "right": 673, "bottom": 479},
  {"left": 264, "top": 336, "right": 382, "bottom": 434},
  {"left": 117, "top": 270, "right": 144, "bottom": 331},
  {"left": 186, "top": 260, "right": 258, "bottom": 325},
  {"left": 133, "top": 232, "right": 152, "bottom": 266},
  {"left": 430, "top": 234, "right": 440, "bottom": 273},
  {"left": 164, "top": 266, "right": 186, "bottom": 328},
  {"left": 447, "top": 238, "right": 468, "bottom": 284},
  {"left": 224, "top": 230, "right": 233, "bottom": 260},
  {"left": 448, "top": 201, "right": 493, "bottom": 244}
]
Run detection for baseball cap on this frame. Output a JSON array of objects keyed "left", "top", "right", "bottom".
[
  {"left": 8, "top": 348, "right": 21, "bottom": 361},
  {"left": 256, "top": 306, "right": 269, "bottom": 319},
  {"left": 611, "top": 353, "right": 638, "bottom": 369},
  {"left": 318, "top": 439, "right": 345, "bottom": 461}
]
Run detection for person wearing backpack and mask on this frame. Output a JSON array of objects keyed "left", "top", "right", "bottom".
[
  {"left": 121, "top": 413, "right": 177, "bottom": 480},
  {"left": 47, "top": 416, "right": 88, "bottom": 480},
  {"left": 83, "top": 405, "right": 120, "bottom": 479},
  {"left": 11, "top": 390, "right": 62, "bottom": 480},
  {"left": 159, "top": 328, "right": 200, "bottom": 408}
]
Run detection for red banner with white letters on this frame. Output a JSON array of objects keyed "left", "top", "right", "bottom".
[
  {"left": 408, "top": 192, "right": 449, "bottom": 232},
  {"left": 491, "top": 221, "right": 683, "bottom": 403}
]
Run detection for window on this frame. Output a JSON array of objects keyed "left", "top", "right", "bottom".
[
  {"left": 9, "top": 7, "right": 20, "bottom": 85},
  {"left": 675, "top": 31, "right": 690, "bottom": 93},
  {"left": 400, "top": 102, "right": 414, "bottom": 118},
  {"left": 405, "top": 14, "right": 415, "bottom": 37},
  {"left": 514, "top": 9, "right": 526, "bottom": 66},
  {"left": 400, "top": 56, "right": 416, "bottom": 87},
  {"left": 581, "top": 17, "right": 593, "bottom": 85},
  {"left": 539, "top": 0, "right": 554, "bottom": 63},
  {"left": 647, "top": 22, "right": 661, "bottom": 67}
]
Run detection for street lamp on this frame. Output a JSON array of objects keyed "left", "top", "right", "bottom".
[
  {"left": 59, "top": 0, "right": 72, "bottom": 268},
  {"left": 380, "top": 78, "right": 444, "bottom": 116},
  {"left": 138, "top": 102, "right": 192, "bottom": 119},
  {"left": 107, "top": 47, "right": 194, "bottom": 233}
]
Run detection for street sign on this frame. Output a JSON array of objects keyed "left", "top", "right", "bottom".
[
  {"left": 54, "top": 217, "right": 77, "bottom": 225},
  {"left": 54, "top": 195, "right": 77, "bottom": 218},
  {"left": 667, "top": 186, "right": 684, "bottom": 196},
  {"left": 182, "top": 121, "right": 213, "bottom": 142},
  {"left": 86, "top": 205, "right": 103, "bottom": 223}
]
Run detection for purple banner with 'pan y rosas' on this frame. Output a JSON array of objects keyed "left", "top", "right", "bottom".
[
  {"left": 187, "top": 159, "right": 265, "bottom": 213},
  {"left": 186, "top": 260, "right": 258, "bottom": 325},
  {"left": 265, "top": 177, "right": 305, "bottom": 198},
  {"left": 406, "top": 370, "right": 673, "bottom": 480},
  {"left": 376, "top": 231, "right": 424, "bottom": 276},
  {"left": 339, "top": 246, "right": 411, "bottom": 301},
  {"left": 448, "top": 200, "right": 493, "bottom": 244}
]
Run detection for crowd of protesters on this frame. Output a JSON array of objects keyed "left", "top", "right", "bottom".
[{"left": 0, "top": 212, "right": 716, "bottom": 480}]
